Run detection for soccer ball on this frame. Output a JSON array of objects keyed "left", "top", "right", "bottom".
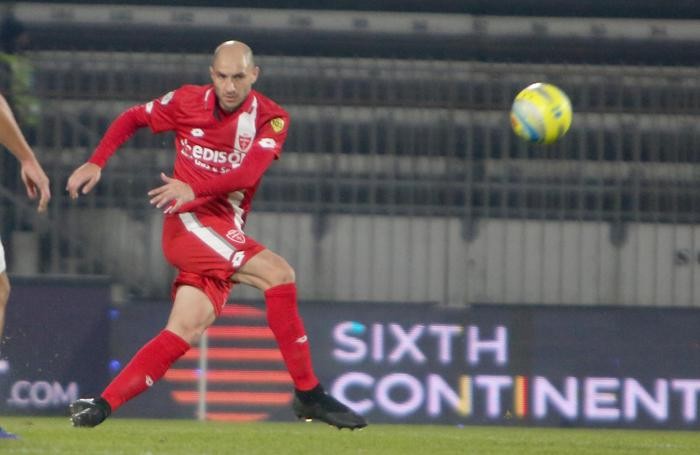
[{"left": 510, "top": 82, "right": 572, "bottom": 144}]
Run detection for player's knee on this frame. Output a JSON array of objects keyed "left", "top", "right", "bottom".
[
  {"left": 269, "top": 260, "right": 295, "bottom": 287},
  {"left": 167, "top": 322, "right": 207, "bottom": 345},
  {"left": 168, "top": 315, "right": 215, "bottom": 345},
  {"left": 179, "top": 329, "right": 204, "bottom": 345}
]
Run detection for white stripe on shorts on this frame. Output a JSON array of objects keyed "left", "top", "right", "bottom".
[{"left": 178, "top": 213, "right": 235, "bottom": 261}]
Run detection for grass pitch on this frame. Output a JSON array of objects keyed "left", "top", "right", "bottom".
[{"left": 0, "top": 416, "right": 699, "bottom": 454}]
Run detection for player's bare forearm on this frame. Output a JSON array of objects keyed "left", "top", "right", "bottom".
[
  {"left": 0, "top": 94, "right": 51, "bottom": 211},
  {"left": 0, "top": 94, "right": 36, "bottom": 163}
]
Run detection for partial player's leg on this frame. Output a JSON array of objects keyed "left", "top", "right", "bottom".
[
  {"left": 71, "top": 285, "right": 214, "bottom": 427},
  {"left": 0, "top": 241, "right": 17, "bottom": 439},
  {"left": 233, "top": 249, "right": 367, "bottom": 430},
  {"left": 0, "top": 235, "right": 10, "bottom": 352},
  {"left": 0, "top": 272, "right": 9, "bottom": 348}
]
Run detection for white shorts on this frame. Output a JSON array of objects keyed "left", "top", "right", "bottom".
[{"left": 0, "top": 237, "right": 5, "bottom": 274}]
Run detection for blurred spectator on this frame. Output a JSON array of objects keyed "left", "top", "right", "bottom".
[{"left": 0, "top": 4, "right": 39, "bottom": 135}]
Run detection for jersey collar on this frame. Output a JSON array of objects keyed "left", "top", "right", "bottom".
[{"left": 207, "top": 86, "right": 256, "bottom": 121}]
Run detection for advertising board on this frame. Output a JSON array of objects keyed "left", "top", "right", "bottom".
[
  {"left": 114, "top": 300, "right": 700, "bottom": 429},
  {"left": 0, "top": 277, "right": 110, "bottom": 415}
]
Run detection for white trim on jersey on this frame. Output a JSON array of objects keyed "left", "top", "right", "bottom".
[
  {"left": 178, "top": 213, "right": 235, "bottom": 261},
  {"left": 227, "top": 190, "right": 246, "bottom": 231},
  {"left": 234, "top": 96, "right": 257, "bottom": 154}
]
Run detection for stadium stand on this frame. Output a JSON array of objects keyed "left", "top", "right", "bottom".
[{"left": 1, "top": 2, "right": 698, "bottom": 305}]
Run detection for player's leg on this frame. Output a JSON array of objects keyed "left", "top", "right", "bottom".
[
  {"left": 0, "top": 272, "right": 10, "bottom": 378},
  {"left": 0, "top": 272, "right": 10, "bottom": 353},
  {"left": 71, "top": 214, "right": 230, "bottom": 427},
  {"left": 0, "top": 236, "right": 9, "bottom": 352},
  {"left": 233, "top": 249, "right": 318, "bottom": 388},
  {"left": 71, "top": 285, "right": 214, "bottom": 427},
  {"left": 102, "top": 285, "right": 213, "bottom": 406},
  {"left": 0, "top": 241, "right": 17, "bottom": 439},
  {"left": 233, "top": 249, "right": 367, "bottom": 430}
]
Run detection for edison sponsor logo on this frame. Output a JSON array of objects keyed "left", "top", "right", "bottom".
[
  {"left": 179, "top": 138, "right": 247, "bottom": 171},
  {"left": 330, "top": 321, "right": 700, "bottom": 426}
]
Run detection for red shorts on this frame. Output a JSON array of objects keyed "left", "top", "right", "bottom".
[{"left": 162, "top": 212, "right": 266, "bottom": 316}]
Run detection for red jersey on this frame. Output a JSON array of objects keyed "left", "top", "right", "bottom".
[{"left": 90, "top": 84, "right": 289, "bottom": 226}]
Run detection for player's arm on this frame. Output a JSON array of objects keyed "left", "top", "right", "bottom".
[
  {"left": 190, "top": 115, "right": 289, "bottom": 197},
  {"left": 149, "top": 146, "right": 276, "bottom": 213},
  {"left": 148, "top": 116, "right": 287, "bottom": 213},
  {"left": 67, "top": 87, "right": 181, "bottom": 199},
  {"left": 190, "top": 144, "right": 277, "bottom": 196},
  {"left": 0, "top": 94, "right": 51, "bottom": 212},
  {"left": 66, "top": 105, "right": 149, "bottom": 199}
]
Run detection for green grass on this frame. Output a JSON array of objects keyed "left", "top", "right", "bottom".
[{"left": 0, "top": 417, "right": 699, "bottom": 454}]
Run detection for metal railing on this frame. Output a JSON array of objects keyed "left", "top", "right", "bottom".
[{"left": 1, "top": 51, "right": 698, "bottom": 306}]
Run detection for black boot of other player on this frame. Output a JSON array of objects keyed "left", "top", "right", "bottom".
[
  {"left": 70, "top": 397, "right": 112, "bottom": 428},
  {"left": 293, "top": 384, "right": 367, "bottom": 430}
]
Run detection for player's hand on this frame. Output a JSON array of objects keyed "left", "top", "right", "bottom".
[
  {"left": 148, "top": 173, "right": 195, "bottom": 214},
  {"left": 20, "top": 158, "right": 51, "bottom": 213},
  {"left": 66, "top": 162, "right": 102, "bottom": 199}
]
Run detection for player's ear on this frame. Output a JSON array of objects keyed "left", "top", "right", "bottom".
[
  {"left": 209, "top": 66, "right": 216, "bottom": 82},
  {"left": 250, "top": 66, "right": 260, "bottom": 84}
]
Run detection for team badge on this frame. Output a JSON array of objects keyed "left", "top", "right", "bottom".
[
  {"left": 271, "top": 117, "right": 285, "bottom": 133},
  {"left": 226, "top": 229, "right": 245, "bottom": 244},
  {"left": 238, "top": 133, "right": 253, "bottom": 151}
]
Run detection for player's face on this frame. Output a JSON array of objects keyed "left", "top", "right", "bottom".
[{"left": 210, "top": 56, "right": 259, "bottom": 113}]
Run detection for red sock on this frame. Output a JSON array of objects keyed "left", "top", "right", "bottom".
[
  {"left": 102, "top": 329, "right": 190, "bottom": 411},
  {"left": 265, "top": 283, "right": 319, "bottom": 391}
]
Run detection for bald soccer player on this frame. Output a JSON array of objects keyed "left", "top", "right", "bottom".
[
  {"left": 0, "top": 92, "right": 51, "bottom": 439},
  {"left": 66, "top": 41, "right": 366, "bottom": 430}
]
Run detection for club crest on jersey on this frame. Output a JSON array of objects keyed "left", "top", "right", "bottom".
[
  {"left": 226, "top": 229, "right": 245, "bottom": 244},
  {"left": 237, "top": 133, "right": 253, "bottom": 151},
  {"left": 271, "top": 117, "right": 285, "bottom": 133},
  {"left": 191, "top": 128, "right": 205, "bottom": 137}
]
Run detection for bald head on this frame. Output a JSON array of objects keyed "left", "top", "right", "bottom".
[
  {"left": 212, "top": 40, "right": 255, "bottom": 69},
  {"left": 209, "top": 40, "right": 260, "bottom": 113}
]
